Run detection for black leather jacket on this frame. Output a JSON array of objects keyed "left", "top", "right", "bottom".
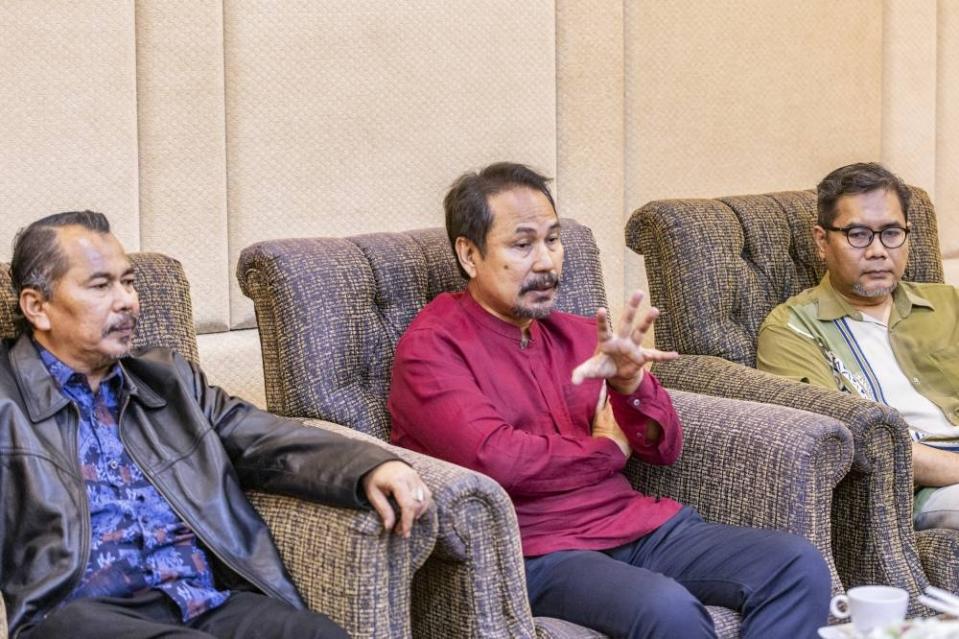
[{"left": 0, "top": 335, "right": 395, "bottom": 635}]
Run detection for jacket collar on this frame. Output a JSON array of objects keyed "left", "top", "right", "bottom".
[
  {"left": 813, "top": 273, "right": 935, "bottom": 322},
  {"left": 10, "top": 334, "right": 166, "bottom": 422}
]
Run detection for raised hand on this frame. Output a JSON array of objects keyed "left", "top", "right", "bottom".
[{"left": 571, "top": 290, "right": 678, "bottom": 395}]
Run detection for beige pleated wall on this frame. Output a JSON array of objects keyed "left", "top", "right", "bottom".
[{"left": 2, "top": 1, "right": 958, "bottom": 404}]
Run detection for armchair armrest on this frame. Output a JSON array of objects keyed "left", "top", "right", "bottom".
[
  {"left": 627, "top": 389, "right": 852, "bottom": 594},
  {"left": 652, "top": 355, "right": 911, "bottom": 474},
  {"left": 916, "top": 529, "right": 959, "bottom": 593},
  {"left": 650, "top": 355, "right": 936, "bottom": 615},
  {"left": 300, "top": 419, "right": 537, "bottom": 639},
  {"left": 248, "top": 490, "right": 435, "bottom": 639}
]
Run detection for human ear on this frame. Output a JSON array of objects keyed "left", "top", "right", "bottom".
[
  {"left": 454, "top": 237, "right": 478, "bottom": 279},
  {"left": 20, "top": 288, "right": 51, "bottom": 332},
  {"left": 813, "top": 225, "right": 828, "bottom": 259}
]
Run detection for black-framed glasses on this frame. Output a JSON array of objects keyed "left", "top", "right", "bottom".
[{"left": 823, "top": 224, "right": 910, "bottom": 249}]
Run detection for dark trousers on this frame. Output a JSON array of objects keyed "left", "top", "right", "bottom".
[
  {"left": 524, "top": 507, "right": 831, "bottom": 639},
  {"left": 22, "top": 589, "right": 349, "bottom": 639}
]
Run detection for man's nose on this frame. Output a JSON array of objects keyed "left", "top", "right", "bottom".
[
  {"left": 532, "top": 242, "right": 557, "bottom": 270},
  {"left": 114, "top": 283, "right": 138, "bottom": 310},
  {"left": 863, "top": 234, "right": 889, "bottom": 259}
]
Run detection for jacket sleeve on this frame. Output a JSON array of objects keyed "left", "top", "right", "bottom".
[
  {"left": 172, "top": 352, "right": 398, "bottom": 509},
  {"left": 756, "top": 321, "right": 840, "bottom": 391},
  {"left": 388, "top": 328, "right": 627, "bottom": 498},
  {"left": 608, "top": 371, "right": 683, "bottom": 465}
]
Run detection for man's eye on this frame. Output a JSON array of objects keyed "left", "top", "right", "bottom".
[
  {"left": 847, "top": 229, "right": 871, "bottom": 242},
  {"left": 515, "top": 242, "right": 530, "bottom": 249},
  {"left": 91, "top": 281, "right": 109, "bottom": 289},
  {"left": 883, "top": 228, "right": 905, "bottom": 239},
  {"left": 547, "top": 235, "right": 560, "bottom": 244}
]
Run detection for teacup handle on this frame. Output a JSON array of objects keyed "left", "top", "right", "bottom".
[{"left": 830, "top": 594, "right": 850, "bottom": 619}]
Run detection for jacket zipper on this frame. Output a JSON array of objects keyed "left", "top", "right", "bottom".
[
  {"left": 116, "top": 394, "right": 292, "bottom": 605},
  {"left": 29, "top": 404, "right": 91, "bottom": 628}
]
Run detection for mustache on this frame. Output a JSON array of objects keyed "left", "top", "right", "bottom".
[
  {"left": 519, "top": 273, "right": 559, "bottom": 295},
  {"left": 102, "top": 313, "right": 139, "bottom": 337}
]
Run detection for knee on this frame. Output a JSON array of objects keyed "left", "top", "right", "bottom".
[
  {"left": 770, "top": 535, "right": 832, "bottom": 606},
  {"left": 628, "top": 579, "right": 714, "bottom": 638}
]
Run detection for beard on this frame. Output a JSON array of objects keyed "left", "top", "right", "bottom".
[
  {"left": 511, "top": 273, "right": 560, "bottom": 320},
  {"left": 100, "top": 312, "right": 140, "bottom": 357},
  {"left": 852, "top": 280, "right": 899, "bottom": 298}
]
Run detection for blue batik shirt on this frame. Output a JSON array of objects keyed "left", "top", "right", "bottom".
[{"left": 36, "top": 342, "right": 230, "bottom": 621}]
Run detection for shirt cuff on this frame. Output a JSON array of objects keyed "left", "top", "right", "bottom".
[{"left": 607, "top": 373, "right": 660, "bottom": 449}]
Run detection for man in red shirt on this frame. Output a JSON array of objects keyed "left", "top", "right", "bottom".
[{"left": 388, "top": 162, "right": 830, "bottom": 638}]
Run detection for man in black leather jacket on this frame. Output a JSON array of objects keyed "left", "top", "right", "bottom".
[{"left": 0, "top": 211, "right": 432, "bottom": 638}]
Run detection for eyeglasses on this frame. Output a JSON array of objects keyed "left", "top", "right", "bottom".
[{"left": 823, "top": 224, "right": 910, "bottom": 249}]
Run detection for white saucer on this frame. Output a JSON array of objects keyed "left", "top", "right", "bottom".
[{"left": 818, "top": 624, "right": 861, "bottom": 639}]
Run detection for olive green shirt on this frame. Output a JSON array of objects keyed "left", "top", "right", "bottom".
[{"left": 756, "top": 274, "right": 959, "bottom": 430}]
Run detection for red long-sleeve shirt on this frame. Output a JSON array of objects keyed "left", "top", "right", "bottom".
[{"left": 388, "top": 291, "right": 683, "bottom": 556}]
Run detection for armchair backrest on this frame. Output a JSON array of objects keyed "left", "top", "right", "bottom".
[
  {"left": 237, "top": 219, "right": 608, "bottom": 441},
  {"left": 0, "top": 253, "right": 200, "bottom": 363},
  {"left": 626, "top": 187, "right": 944, "bottom": 367}
]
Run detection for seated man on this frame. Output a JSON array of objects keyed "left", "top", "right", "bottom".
[
  {"left": 757, "top": 162, "right": 959, "bottom": 531},
  {"left": 388, "top": 162, "right": 830, "bottom": 638},
  {"left": 0, "top": 211, "right": 431, "bottom": 639}
]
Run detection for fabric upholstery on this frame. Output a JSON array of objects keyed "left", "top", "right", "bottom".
[
  {"left": 0, "top": 253, "right": 436, "bottom": 639},
  {"left": 627, "top": 186, "right": 956, "bottom": 614},
  {"left": 239, "top": 220, "right": 853, "bottom": 638}
]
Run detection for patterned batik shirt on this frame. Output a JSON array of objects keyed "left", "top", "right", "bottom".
[{"left": 36, "top": 343, "right": 230, "bottom": 621}]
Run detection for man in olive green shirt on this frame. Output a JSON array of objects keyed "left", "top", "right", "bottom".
[{"left": 757, "top": 162, "right": 959, "bottom": 530}]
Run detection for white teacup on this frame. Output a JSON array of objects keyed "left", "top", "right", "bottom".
[{"left": 830, "top": 586, "right": 909, "bottom": 633}]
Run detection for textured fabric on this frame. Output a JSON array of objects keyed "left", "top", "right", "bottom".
[
  {"left": 36, "top": 345, "right": 228, "bottom": 621},
  {"left": 0, "top": 254, "right": 434, "bottom": 639},
  {"left": 389, "top": 290, "right": 683, "bottom": 556},
  {"left": 626, "top": 186, "right": 956, "bottom": 612},
  {"left": 239, "top": 221, "right": 853, "bottom": 637}
]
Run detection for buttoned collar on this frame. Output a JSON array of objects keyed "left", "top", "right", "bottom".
[
  {"left": 9, "top": 334, "right": 165, "bottom": 423},
  {"left": 814, "top": 273, "right": 935, "bottom": 323},
  {"left": 461, "top": 289, "right": 543, "bottom": 348}
]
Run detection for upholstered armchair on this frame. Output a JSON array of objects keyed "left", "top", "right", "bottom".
[
  {"left": 0, "top": 254, "right": 437, "bottom": 639},
  {"left": 238, "top": 220, "right": 853, "bottom": 639},
  {"left": 627, "top": 186, "right": 959, "bottom": 613}
]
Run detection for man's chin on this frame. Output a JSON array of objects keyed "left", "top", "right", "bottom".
[
  {"left": 852, "top": 280, "right": 898, "bottom": 298},
  {"left": 511, "top": 300, "right": 556, "bottom": 320}
]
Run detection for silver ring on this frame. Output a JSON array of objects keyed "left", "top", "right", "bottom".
[{"left": 414, "top": 487, "right": 425, "bottom": 503}]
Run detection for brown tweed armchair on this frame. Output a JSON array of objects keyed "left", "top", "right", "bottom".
[
  {"left": 0, "top": 254, "right": 437, "bottom": 639},
  {"left": 238, "top": 219, "right": 854, "bottom": 639},
  {"left": 627, "top": 186, "right": 959, "bottom": 614}
]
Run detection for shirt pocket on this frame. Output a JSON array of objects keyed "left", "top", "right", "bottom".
[{"left": 929, "top": 342, "right": 959, "bottom": 396}]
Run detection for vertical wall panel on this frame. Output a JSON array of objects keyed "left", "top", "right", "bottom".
[
  {"left": 0, "top": 1, "right": 140, "bottom": 257},
  {"left": 937, "top": 1, "right": 959, "bottom": 260},
  {"left": 625, "top": 1, "right": 883, "bottom": 299},
  {"left": 224, "top": 0, "right": 557, "bottom": 328},
  {"left": 881, "top": 0, "right": 938, "bottom": 197},
  {"left": 556, "top": 0, "right": 626, "bottom": 309},
  {"left": 136, "top": 1, "right": 231, "bottom": 333}
]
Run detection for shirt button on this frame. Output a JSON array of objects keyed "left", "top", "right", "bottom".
[
  {"left": 109, "top": 460, "right": 119, "bottom": 470},
  {"left": 632, "top": 399, "right": 641, "bottom": 408}
]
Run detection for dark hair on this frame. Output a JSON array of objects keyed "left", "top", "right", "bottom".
[
  {"left": 444, "top": 162, "right": 556, "bottom": 278},
  {"left": 817, "top": 162, "right": 911, "bottom": 227},
  {"left": 10, "top": 210, "right": 111, "bottom": 334}
]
